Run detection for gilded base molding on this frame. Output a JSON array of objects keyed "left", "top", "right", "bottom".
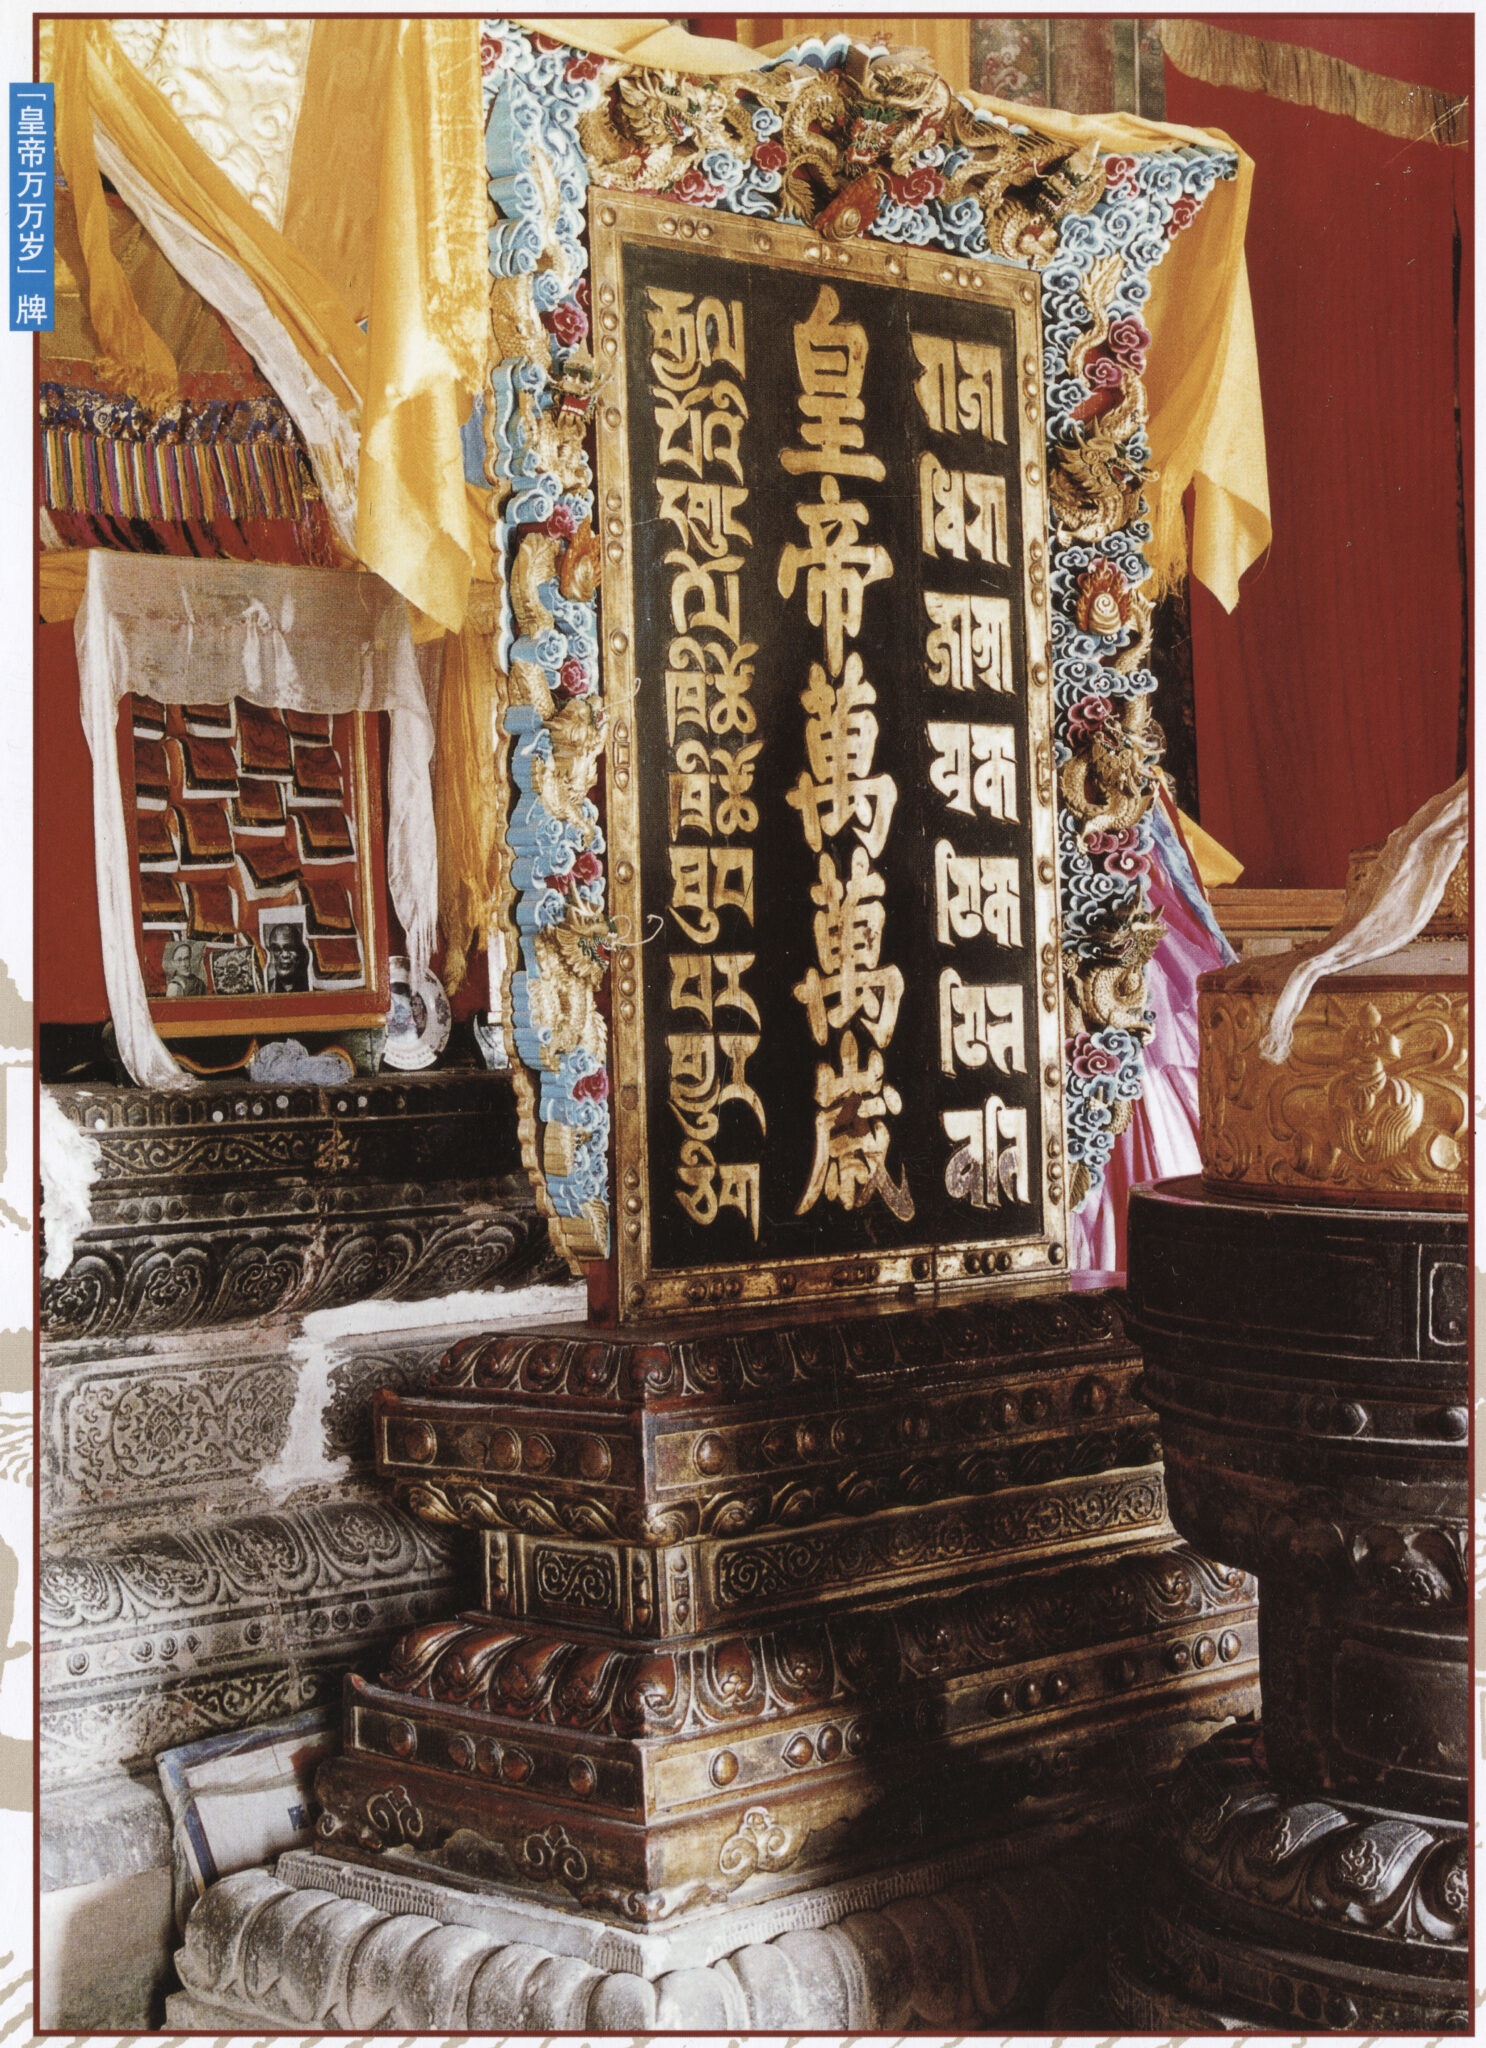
[
  {"left": 315, "top": 1657, "right": 1250, "bottom": 1924},
  {"left": 1196, "top": 967, "right": 1467, "bottom": 1207},
  {"left": 316, "top": 1292, "right": 1259, "bottom": 1926},
  {"left": 377, "top": 1290, "right": 1164, "bottom": 1633}
]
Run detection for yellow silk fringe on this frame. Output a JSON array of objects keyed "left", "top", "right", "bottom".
[{"left": 1160, "top": 19, "right": 1469, "bottom": 148}]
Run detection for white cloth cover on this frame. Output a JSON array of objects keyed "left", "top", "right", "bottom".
[
  {"left": 39, "top": 1090, "right": 101, "bottom": 1279},
  {"left": 76, "top": 550, "right": 438, "bottom": 1089},
  {"left": 1260, "top": 773, "right": 1469, "bottom": 1062}
]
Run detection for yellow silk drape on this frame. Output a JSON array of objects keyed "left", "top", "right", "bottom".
[
  {"left": 47, "top": 17, "right": 489, "bottom": 632},
  {"left": 356, "top": 20, "right": 489, "bottom": 637},
  {"left": 52, "top": 21, "right": 179, "bottom": 408},
  {"left": 48, "top": 14, "right": 1263, "bottom": 980},
  {"left": 50, "top": 12, "right": 1269, "bottom": 612}
]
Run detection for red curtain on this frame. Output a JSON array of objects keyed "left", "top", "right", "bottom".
[{"left": 1167, "top": 20, "right": 1470, "bottom": 886}]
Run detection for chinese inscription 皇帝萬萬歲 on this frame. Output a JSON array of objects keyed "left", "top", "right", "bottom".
[
  {"left": 779, "top": 286, "right": 911, "bottom": 1224},
  {"left": 598, "top": 198, "right": 1063, "bottom": 1316}
]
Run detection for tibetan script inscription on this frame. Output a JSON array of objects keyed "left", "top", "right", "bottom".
[
  {"left": 648, "top": 284, "right": 765, "bottom": 1237},
  {"left": 595, "top": 196, "right": 1065, "bottom": 1317}
]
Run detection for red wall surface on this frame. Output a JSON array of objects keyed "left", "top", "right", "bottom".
[
  {"left": 1168, "top": 17, "right": 1470, "bottom": 885},
  {"left": 36, "top": 621, "right": 109, "bottom": 1022}
]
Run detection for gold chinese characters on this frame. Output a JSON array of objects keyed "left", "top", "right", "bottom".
[{"left": 779, "top": 286, "right": 911, "bottom": 1223}]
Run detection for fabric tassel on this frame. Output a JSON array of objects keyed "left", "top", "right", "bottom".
[{"left": 43, "top": 426, "right": 309, "bottom": 525}]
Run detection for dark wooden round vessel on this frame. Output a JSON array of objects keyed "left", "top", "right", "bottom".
[{"left": 1109, "top": 1177, "right": 1468, "bottom": 2033}]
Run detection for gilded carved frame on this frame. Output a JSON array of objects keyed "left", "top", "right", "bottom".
[{"left": 592, "top": 192, "right": 1067, "bottom": 1319}]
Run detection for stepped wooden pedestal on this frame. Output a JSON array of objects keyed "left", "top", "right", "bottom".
[
  {"left": 1112, "top": 1182, "right": 1469, "bottom": 2034},
  {"left": 311, "top": 1290, "right": 1259, "bottom": 1933}
]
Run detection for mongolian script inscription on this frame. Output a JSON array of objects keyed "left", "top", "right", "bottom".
[{"left": 600, "top": 198, "right": 1064, "bottom": 1314}]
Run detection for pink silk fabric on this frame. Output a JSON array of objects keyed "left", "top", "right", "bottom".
[{"left": 1070, "top": 794, "right": 1234, "bottom": 1277}]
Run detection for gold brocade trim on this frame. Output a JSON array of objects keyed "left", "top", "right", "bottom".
[
  {"left": 1198, "top": 980, "right": 1468, "bottom": 1209},
  {"left": 1159, "top": 20, "right": 1469, "bottom": 149}
]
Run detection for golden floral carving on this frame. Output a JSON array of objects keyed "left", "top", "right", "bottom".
[
  {"left": 1198, "top": 981, "right": 1467, "bottom": 1207},
  {"left": 581, "top": 52, "right": 1104, "bottom": 262}
]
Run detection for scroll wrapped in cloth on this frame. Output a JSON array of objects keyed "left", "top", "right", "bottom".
[
  {"left": 1259, "top": 773, "right": 1468, "bottom": 1062},
  {"left": 75, "top": 550, "right": 437, "bottom": 1088}
]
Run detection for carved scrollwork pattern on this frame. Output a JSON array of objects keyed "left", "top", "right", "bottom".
[
  {"left": 521, "top": 1823, "right": 589, "bottom": 1887},
  {"left": 715, "top": 1470, "right": 1164, "bottom": 1606},
  {"left": 430, "top": 1291, "right": 1128, "bottom": 1405},
  {"left": 365, "top": 1785, "right": 425, "bottom": 1848},
  {"left": 531, "top": 1547, "right": 619, "bottom": 1615},
  {"left": 1163, "top": 1451, "right": 1467, "bottom": 1612},
  {"left": 1198, "top": 986, "right": 1467, "bottom": 1204},
  {"left": 372, "top": 1538, "right": 1246, "bottom": 1739},
  {"left": 717, "top": 1806, "right": 800, "bottom": 1884},
  {"left": 42, "top": 1194, "right": 552, "bottom": 1340},
  {"left": 1167, "top": 1728, "right": 1467, "bottom": 1953}
]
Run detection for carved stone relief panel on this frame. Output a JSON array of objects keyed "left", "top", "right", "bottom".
[
  {"left": 41, "top": 1075, "right": 562, "bottom": 1339},
  {"left": 40, "top": 1491, "right": 458, "bottom": 1783}
]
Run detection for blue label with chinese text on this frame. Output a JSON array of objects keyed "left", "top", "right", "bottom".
[{"left": 10, "top": 82, "right": 53, "bottom": 331}]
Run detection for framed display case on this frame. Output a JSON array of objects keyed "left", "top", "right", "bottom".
[{"left": 120, "top": 695, "right": 390, "bottom": 1038}]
